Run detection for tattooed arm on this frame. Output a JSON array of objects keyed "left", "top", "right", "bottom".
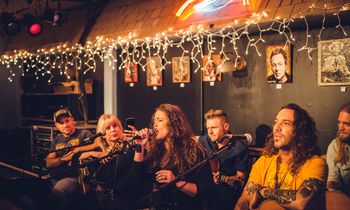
[
  {"left": 259, "top": 178, "right": 323, "bottom": 209},
  {"left": 234, "top": 182, "right": 263, "bottom": 210},
  {"left": 235, "top": 178, "right": 323, "bottom": 210}
]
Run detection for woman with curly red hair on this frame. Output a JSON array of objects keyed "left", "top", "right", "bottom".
[{"left": 132, "top": 103, "right": 214, "bottom": 210}]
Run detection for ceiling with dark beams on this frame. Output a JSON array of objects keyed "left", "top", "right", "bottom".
[
  {"left": 0, "top": 0, "right": 102, "bottom": 16},
  {"left": 2, "top": 0, "right": 350, "bottom": 53}
]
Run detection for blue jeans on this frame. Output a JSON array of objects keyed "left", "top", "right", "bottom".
[{"left": 52, "top": 177, "right": 79, "bottom": 202}]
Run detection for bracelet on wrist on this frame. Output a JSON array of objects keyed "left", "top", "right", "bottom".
[
  {"left": 176, "top": 180, "right": 186, "bottom": 189},
  {"left": 135, "top": 144, "right": 143, "bottom": 153},
  {"left": 258, "top": 186, "right": 266, "bottom": 198}
]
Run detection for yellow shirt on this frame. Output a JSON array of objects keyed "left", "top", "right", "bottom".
[{"left": 248, "top": 154, "right": 327, "bottom": 190}]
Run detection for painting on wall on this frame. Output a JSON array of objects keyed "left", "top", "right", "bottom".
[
  {"left": 146, "top": 56, "right": 163, "bottom": 86},
  {"left": 172, "top": 56, "right": 191, "bottom": 83},
  {"left": 266, "top": 44, "right": 292, "bottom": 84},
  {"left": 202, "top": 54, "right": 222, "bottom": 82},
  {"left": 124, "top": 62, "right": 138, "bottom": 83},
  {"left": 318, "top": 38, "right": 350, "bottom": 86}
]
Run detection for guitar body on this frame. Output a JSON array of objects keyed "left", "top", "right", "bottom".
[
  {"left": 258, "top": 200, "right": 286, "bottom": 210},
  {"left": 78, "top": 159, "right": 91, "bottom": 194}
]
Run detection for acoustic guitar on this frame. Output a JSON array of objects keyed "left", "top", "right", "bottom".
[
  {"left": 78, "top": 159, "right": 91, "bottom": 194},
  {"left": 258, "top": 200, "right": 286, "bottom": 210}
]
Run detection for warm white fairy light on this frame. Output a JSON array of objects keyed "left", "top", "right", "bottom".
[{"left": 0, "top": 4, "right": 349, "bottom": 82}]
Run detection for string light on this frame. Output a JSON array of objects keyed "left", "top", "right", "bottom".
[{"left": 0, "top": 3, "right": 349, "bottom": 82}]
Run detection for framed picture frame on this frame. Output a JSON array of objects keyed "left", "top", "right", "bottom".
[
  {"left": 146, "top": 56, "right": 163, "bottom": 86},
  {"left": 202, "top": 54, "right": 222, "bottom": 82},
  {"left": 266, "top": 44, "right": 292, "bottom": 84},
  {"left": 124, "top": 62, "right": 138, "bottom": 83},
  {"left": 172, "top": 56, "right": 190, "bottom": 83},
  {"left": 318, "top": 38, "right": 350, "bottom": 86}
]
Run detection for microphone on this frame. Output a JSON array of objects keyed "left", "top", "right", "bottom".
[
  {"left": 217, "top": 133, "right": 252, "bottom": 145},
  {"left": 128, "top": 129, "right": 154, "bottom": 140},
  {"left": 81, "top": 130, "right": 106, "bottom": 144},
  {"left": 124, "top": 129, "right": 154, "bottom": 148}
]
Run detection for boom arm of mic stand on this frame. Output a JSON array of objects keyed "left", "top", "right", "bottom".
[
  {"left": 26, "top": 142, "right": 93, "bottom": 162},
  {"left": 48, "top": 145, "right": 132, "bottom": 179},
  {"left": 159, "top": 141, "right": 235, "bottom": 191}
]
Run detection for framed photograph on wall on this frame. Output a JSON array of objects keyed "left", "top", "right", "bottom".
[
  {"left": 124, "top": 62, "right": 138, "bottom": 83},
  {"left": 172, "top": 56, "right": 190, "bottom": 83},
  {"left": 202, "top": 54, "right": 222, "bottom": 82},
  {"left": 146, "top": 56, "right": 163, "bottom": 86},
  {"left": 266, "top": 44, "right": 292, "bottom": 84},
  {"left": 318, "top": 38, "right": 350, "bottom": 86}
]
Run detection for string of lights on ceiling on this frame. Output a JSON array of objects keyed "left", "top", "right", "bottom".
[{"left": 0, "top": 3, "right": 349, "bottom": 83}]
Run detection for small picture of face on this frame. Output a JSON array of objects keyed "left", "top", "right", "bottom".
[
  {"left": 124, "top": 62, "right": 138, "bottom": 83},
  {"left": 172, "top": 56, "right": 190, "bottom": 83},
  {"left": 147, "top": 56, "right": 163, "bottom": 86},
  {"left": 266, "top": 44, "right": 292, "bottom": 84},
  {"left": 203, "top": 54, "right": 222, "bottom": 82}
]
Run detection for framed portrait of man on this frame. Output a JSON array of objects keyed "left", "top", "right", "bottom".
[
  {"left": 146, "top": 56, "right": 163, "bottom": 86},
  {"left": 124, "top": 62, "right": 138, "bottom": 83},
  {"left": 318, "top": 38, "right": 350, "bottom": 86},
  {"left": 202, "top": 54, "right": 222, "bottom": 82},
  {"left": 172, "top": 56, "right": 190, "bottom": 83},
  {"left": 266, "top": 44, "right": 292, "bottom": 84}
]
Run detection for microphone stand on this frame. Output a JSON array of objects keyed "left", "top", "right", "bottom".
[
  {"left": 16, "top": 139, "right": 96, "bottom": 180},
  {"left": 159, "top": 140, "right": 235, "bottom": 191},
  {"left": 26, "top": 140, "right": 94, "bottom": 163},
  {"left": 50, "top": 141, "right": 134, "bottom": 180},
  {"left": 139, "top": 140, "right": 237, "bottom": 209}
]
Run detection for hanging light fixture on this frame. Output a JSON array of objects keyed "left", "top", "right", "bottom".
[
  {"left": 23, "top": 13, "right": 43, "bottom": 36},
  {"left": 1, "top": 12, "right": 21, "bottom": 36},
  {"left": 43, "top": 0, "right": 66, "bottom": 26}
]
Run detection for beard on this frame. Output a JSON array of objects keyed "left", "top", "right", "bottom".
[
  {"left": 276, "top": 143, "right": 292, "bottom": 151},
  {"left": 338, "top": 131, "right": 350, "bottom": 143}
]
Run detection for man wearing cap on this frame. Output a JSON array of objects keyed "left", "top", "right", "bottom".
[{"left": 46, "top": 108, "right": 93, "bottom": 201}]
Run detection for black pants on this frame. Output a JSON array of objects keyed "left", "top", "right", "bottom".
[{"left": 207, "top": 185, "right": 242, "bottom": 210}]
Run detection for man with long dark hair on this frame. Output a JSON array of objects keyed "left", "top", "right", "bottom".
[
  {"left": 326, "top": 102, "right": 350, "bottom": 195},
  {"left": 235, "top": 103, "right": 327, "bottom": 210}
]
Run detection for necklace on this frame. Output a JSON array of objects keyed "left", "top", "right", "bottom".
[{"left": 275, "top": 156, "right": 289, "bottom": 189}]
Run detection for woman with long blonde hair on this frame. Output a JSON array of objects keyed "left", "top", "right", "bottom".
[{"left": 80, "top": 114, "right": 147, "bottom": 210}]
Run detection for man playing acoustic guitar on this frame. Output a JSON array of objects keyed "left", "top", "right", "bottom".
[{"left": 235, "top": 104, "right": 327, "bottom": 210}]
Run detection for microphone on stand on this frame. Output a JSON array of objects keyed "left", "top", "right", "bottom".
[
  {"left": 81, "top": 130, "right": 106, "bottom": 144},
  {"left": 217, "top": 133, "right": 253, "bottom": 145}
]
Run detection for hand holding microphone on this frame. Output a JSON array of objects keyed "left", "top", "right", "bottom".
[
  {"left": 133, "top": 128, "right": 152, "bottom": 162},
  {"left": 132, "top": 128, "right": 152, "bottom": 148},
  {"left": 124, "top": 128, "right": 154, "bottom": 154}
]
